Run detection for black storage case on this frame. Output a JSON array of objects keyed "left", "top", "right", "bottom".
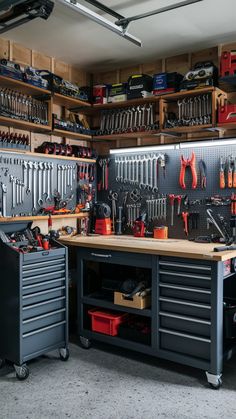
[{"left": 0, "top": 222, "right": 69, "bottom": 379}]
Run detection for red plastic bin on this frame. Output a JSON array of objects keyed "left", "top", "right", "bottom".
[{"left": 88, "top": 309, "right": 128, "bottom": 336}]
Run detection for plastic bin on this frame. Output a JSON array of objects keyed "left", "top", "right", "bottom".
[
  {"left": 224, "top": 298, "right": 236, "bottom": 339},
  {"left": 88, "top": 309, "right": 128, "bottom": 336}
]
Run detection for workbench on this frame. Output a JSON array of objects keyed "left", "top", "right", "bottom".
[{"left": 61, "top": 235, "right": 236, "bottom": 389}]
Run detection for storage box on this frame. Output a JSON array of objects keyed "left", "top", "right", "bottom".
[
  {"left": 224, "top": 298, "right": 236, "bottom": 339},
  {"left": 119, "top": 316, "right": 151, "bottom": 345},
  {"left": 114, "top": 291, "right": 151, "bottom": 309},
  {"left": 88, "top": 309, "right": 128, "bottom": 336}
]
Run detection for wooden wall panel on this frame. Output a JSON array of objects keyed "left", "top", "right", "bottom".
[
  {"left": 120, "top": 66, "right": 140, "bottom": 82},
  {"left": 32, "top": 51, "right": 51, "bottom": 71},
  {"left": 54, "top": 60, "right": 70, "bottom": 80},
  {"left": 93, "top": 70, "right": 118, "bottom": 85},
  {"left": 141, "top": 60, "right": 162, "bottom": 76},
  {"left": 11, "top": 42, "right": 31, "bottom": 66},
  {"left": 0, "top": 38, "right": 9, "bottom": 59},
  {"left": 165, "top": 53, "right": 189, "bottom": 75},
  {"left": 191, "top": 47, "right": 218, "bottom": 67},
  {"left": 70, "top": 66, "right": 87, "bottom": 86}
]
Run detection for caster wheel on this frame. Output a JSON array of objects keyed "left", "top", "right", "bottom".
[
  {"left": 79, "top": 336, "right": 92, "bottom": 349},
  {"left": 0, "top": 359, "right": 5, "bottom": 369},
  {"left": 209, "top": 378, "right": 222, "bottom": 390},
  {"left": 59, "top": 347, "right": 70, "bottom": 361},
  {"left": 15, "top": 364, "right": 29, "bottom": 381}
]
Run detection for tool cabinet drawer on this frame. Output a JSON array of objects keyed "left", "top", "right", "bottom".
[
  {"left": 159, "top": 283, "right": 211, "bottom": 304},
  {"left": 22, "top": 278, "right": 65, "bottom": 296},
  {"left": 22, "top": 309, "right": 66, "bottom": 334},
  {"left": 159, "top": 259, "right": 212, "bottom": 276},
  {"left": 23, "top": 248, "right": 65, "bottom": 262},
  {"left": 22, "top": 322, "right": 66, "bottom": 358},
  {"left": 159, "top": 329, "right": 211, "bottom": 361},
  {"left": 159, "top": 271, "right": 211, "bottom": 290},
  {"left": 79, "top": 248, "right": 152, "bottom": 268},
  {"left": 23, "top": 258, "right": 65, "bottom": 277},
  {"left": 159, "top": 312, "right": 211, "bottom": 338},
  {"left": 22, "top": 297, "right": 66, "bottom": 320},
  {"left": 159, "top": 297, "right": 211, "bottom": 320},
  {"left": 22, "top": 269, "right": 66, "bottom": 286},
  {"left": 22, "top": 286, "right": 66, "bottom": 307}
]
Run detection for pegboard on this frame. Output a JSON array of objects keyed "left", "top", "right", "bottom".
[{"left": 97, "top": 141, "right": 236, "bottom": 240}]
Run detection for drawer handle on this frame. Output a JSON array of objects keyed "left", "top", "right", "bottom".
[
  {"left": 22, "top": 270, "right": 65, "bottom": 282},
  {"left": 159, "top": 297, "right": 211, "bottom": 309},
  {"left": 22, "top": 285, "right": 65, "bottom": 299},
  {"left": 23, "top": 258, "right": 65, "bottom": 269},
  {"left": 159, "top": 270, "right": 211, "bottom": 281},
  {"left": 91, "top": 253, "right": 112, "bottom": 259},
  {"left": 159, "top": 328, "right": 211, "bottom": 343},
  {"left": 159, "top": 283, "right": 211, "bottom": 294},
  {"left": 159, "top": 261, "right": 211, "bottom": 271},
  {"left": 23, "top": 278, "right": 65, "bottom": 290},
  {"left": 159, "top": 311, "right": 211, "bottom": 325},
  {"left": 23, "top": 308, "right": 66, "bottom": 324},
  {"left": 23, "top": 263, "right": 65, "bottom": 274},
  {"left": 23, "top": 296, "right": 66, "bottom": 310},
  {"left": 23, "top": 321, "right": 66, "bottom": 338}
]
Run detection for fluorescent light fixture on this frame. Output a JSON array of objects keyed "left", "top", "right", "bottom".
[
  {"left": 180, "top": 138, "right": 236, "bottom": 149},
  {"left": 58, "top": 0, "right": 142, "bottom": 47},
  {"left": 110, "top": 144, "right": 175, "bottom": 154}
]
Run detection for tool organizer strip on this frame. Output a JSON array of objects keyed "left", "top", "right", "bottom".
[{"left": 97, "top": 142, "right": 236, "bottom": 240}]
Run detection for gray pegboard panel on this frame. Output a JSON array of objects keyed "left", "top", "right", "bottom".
[{"left": 97, "top": 140, "right": 236, "bottom": 240}]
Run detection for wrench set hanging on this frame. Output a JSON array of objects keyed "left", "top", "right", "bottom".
[
  {"left": 96, "top": 103, "right": 159, "bottom": 136},
  {"left": 164, "top": 94, "right": 212, "bottom": 128},
  {"left": 0, "top": 88, "right": 48, "bottom": 125},
  {"left": 115, "top": 153, "right": 166, "bottom": 191}
]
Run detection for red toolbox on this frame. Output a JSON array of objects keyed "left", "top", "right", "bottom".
[
  {"left": 221, "top": 51, "right": 236, "bottom": 77},
  {"left": 88, "top": 309, "right": 128, "bottom": 336},
  {"left": 218, "top": 104, "right": 236, "bottom": 124}
]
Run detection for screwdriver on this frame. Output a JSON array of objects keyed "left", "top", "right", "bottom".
[
  {"left": 176, "top": 195, "right": 182, "bottom": 215},
  {"left": 219, "top": 156, "right": 225, "bottom": 189},
  {"left": 168, "top": 194, "right": 175, "bottom": 226}
]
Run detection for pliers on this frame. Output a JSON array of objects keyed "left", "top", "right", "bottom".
[
  {"left": 198, "top": 159, "right": 207, "bottom": 189},
  {"left": 179, "top": 152, "right": 198, "bottom": 190}
]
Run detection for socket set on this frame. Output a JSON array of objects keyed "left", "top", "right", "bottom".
[
  {"left": 0, "top": 132, "right": 30, "bottom": 150},
  {"left": 0, "top": 88, "right": 48, "bottom": 125}
]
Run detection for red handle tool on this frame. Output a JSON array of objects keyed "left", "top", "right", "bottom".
[
  {"left": 182, "top": 212, "right": 189, "bottom": 236},
  {"left": 168, "top": 194, "right": 176, "bottom": 226},
  {"left": 179, "top": 152, "right": 198, "bottom": 190}
]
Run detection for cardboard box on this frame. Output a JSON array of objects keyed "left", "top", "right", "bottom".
[{"left": 114, "top": 291, "right": 151, "bottom": 310}]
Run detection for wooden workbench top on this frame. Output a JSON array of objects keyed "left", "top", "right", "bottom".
[{"left": 59, "top": 235, "right": 236, "bottom": 261}]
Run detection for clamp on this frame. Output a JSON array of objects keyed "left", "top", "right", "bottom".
[{"left": 179, "top": 152, "right": 197, "bottom": 190}]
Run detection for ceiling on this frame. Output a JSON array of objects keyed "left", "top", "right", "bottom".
[{"left": 4, "top": 0, "right": 236, "bottom": 71}]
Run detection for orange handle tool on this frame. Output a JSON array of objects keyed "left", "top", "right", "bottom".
[
  {"left": 220, "top": 170, "right": 225, "bottom": 189},
  {"left": 228, "top": 170, "right": 233, "bottom": 188},
  {"left": 182, "top": 212, "right": 189, "bottom": 236},
  {"left": 233, "top": 169, "right": 236, "bottom": 188}
]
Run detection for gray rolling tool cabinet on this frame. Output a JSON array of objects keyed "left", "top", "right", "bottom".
[
  {"left": 0, "top": 222, "right": 69, "bottom": 380},
  {"left": 76, "top": 247, "right": 236, "bottom": 389}
]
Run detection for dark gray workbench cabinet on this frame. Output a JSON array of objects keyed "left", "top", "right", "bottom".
[
  {"left": 76, "top": 247, "right": 235, "bottom": 389},
  {"left": 0, "top": 229, "right": 69, "bottom": 380}
]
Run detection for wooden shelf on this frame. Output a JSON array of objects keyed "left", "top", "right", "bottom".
[
  {"left": 92, "top": 96, "right": 161, "bottom": 111},
  {"left": 0, "top": 75, "right": 51, "bottom": 96},
  {"left": 0, "top": 115, "right": 52, "bottom": 133},
  {"left": 217, "top": 123, "right": 236, "bottom": 130},
  {"left": 82, "top": 296, "right": 151, "bottom": 317},
  {"left": 161, "top": 124, "right": 213, "bottom": 134},
  {"left": 93, "top": 130, "right": 159, "bottom": 141},
  {"left": 52, "top": 128, "right": 92, "bottom": 141},
  {"left": 53, "top": 93, "right": 91, "bottom": 109},
  {"left": 0, "top": 213, "right": 89, "bottom": 223},
  {"left": 0, "top": 148, "right": 96, "bottom": 163},
  {"left": 161, "top": 87, "right": 224, "bottom": 101}
]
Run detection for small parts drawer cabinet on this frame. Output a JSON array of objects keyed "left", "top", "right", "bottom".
[{"left": 0, "top": 222, "right": 69, "bottom": 380}]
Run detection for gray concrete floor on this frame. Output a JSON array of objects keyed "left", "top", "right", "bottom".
[{"left": 1, "top": 342, "right": 236, "bottom": 419}]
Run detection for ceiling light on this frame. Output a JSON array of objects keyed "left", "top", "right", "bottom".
[
  {"left": 179, "top": 138, "right": 236, "bottom": 148},
  {"left": 58, "top": 0, "right": 142, "bottom": 47},
  {"left": 110, "top": 144, "right": 176, "bottom": 154}
]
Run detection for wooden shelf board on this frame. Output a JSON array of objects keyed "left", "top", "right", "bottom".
[
  {"left": 93, "top": 130, "right": 160, "bottom": 141},
  {"left": 217, "top": 123, "right": 236, "bottom": 130},
  {"left": 0, "top": 75, "right": 51, "bottom": 96},
  {"left": 52, "top": 128, "right": 92, "bottom": 141},
  {"left": 0, "top": 115, "right": 51, "bottom": 132},
  {"left": 162, "top": 87, "right": 224, "bottom": 101},
  {"left": 0, "top": 148, "right": 96, "bottom": 163},
  {"left": 92, "top": 96, "right": 161, "bottom": 111},
  {"left": 82, "top": 296, "right": 151, "bottom": 317},
  {"left": 0, "top": 213, "right": 89, "bottom": 223},
  {"left": 53, "top": 93, "right": 91, "bottom": 109},
  {"left": 161, "top": 124, "right": 213, "bottom": 134}
]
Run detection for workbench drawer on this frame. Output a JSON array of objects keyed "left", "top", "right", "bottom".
[
  {"left": 159, "top": 329, "right": 211, "bottom": 360},
  {"left": 22, "top": 296, "right": 66, "bottom": 320},
  {"left": 159, "top": 312, "right": 211, "bottom": 338},
  {"left": 22, "top": 309, "right": 66, "bottom": 334},
  {"left": 159, "top": 297, "right": 211, "bottom": 320},
  {"left": 159, "top": 259, "right": 212, "bottom": 275},
  {"left": 22, "top": 278, "right": 65, "bottom": 296},
  {"left": 22, "top": 268, "right": 66, "bottom": 286},
  {"left": 22, "top": 322, "right": 66, "bottom": 358},
  {"left": 23, "top": 248, "right": 65, "bottom": 262},
  {"left": 22, "top": 286, "right": 66, "bottom": 307},
  {"left": 159, "top": 283, "right": 211, "bottom": 304},
  {"left": 159, "top": 271, "right": 211, "bottom": 290},
  {"left": 79, "top": 248, "right": 152, "bottom": 268}
]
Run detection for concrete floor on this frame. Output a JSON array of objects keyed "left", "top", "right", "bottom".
[{"left": 1, "top": 342, "right": 236, "bottom": 419}]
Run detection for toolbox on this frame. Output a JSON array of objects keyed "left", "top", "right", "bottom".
[
  {"left": 119, "top": 316, "right": 151, "bottom": 345},
  {"left": 127, "top": 74, "right": 153, "bottom": 99},
  {"left": 221, "top": 51, "right": 236, "bottom": 77},
  {"left": 153, "top": 72, "right": 183, "bottom": 95},
  {"left": 218, "top": 103, "right": 236, "bottom": 124},
  {"left": 0, "top": 222, "right": 69, "bottom": 379},
  {"left": 88, "top": 308, "right": 128, "bottom": 336},
  {"left": 114, "top": 291, "right": 151, "bottom": 309},
  {"left": 108, "top": 83, "right": 127, "bottom": 103},
  {"left": 224, "top": 298, "right": 236, "bottom": 339}
]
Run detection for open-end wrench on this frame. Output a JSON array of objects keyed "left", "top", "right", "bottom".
[
  {"left": 57, "top": 165, "right": 61, "bottom": 196},
  {"left": 23, "top": 161, "right": 28, "bottom": 192},
  {"left": 1, "top": 183, "right": 7, "bottom": 217},
  {"left": 10, "top": 175, "right": 16, "bottom": 209},
  {"left": 27, "top": 161, "right": 33, "bottom": 194},
  {"left": 38, "top": 162, "right": 44, "bottom": 206},
  {"left": 32, "top": 162, "right": 38, "bottom": 213}
]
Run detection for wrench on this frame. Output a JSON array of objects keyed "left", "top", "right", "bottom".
[
  {"left": 32, "top": 162, "right": 38, "bottom": 213},
  {"left": 1, "top": 183, "right": 7, "bottom": 217},
  {"left": 38, "top": 162, "right": 44, "bottom": 206}
]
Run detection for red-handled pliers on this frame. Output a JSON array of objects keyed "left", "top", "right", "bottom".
[{"left": 179, "top": 152, "right": 198, "bottom": 190}]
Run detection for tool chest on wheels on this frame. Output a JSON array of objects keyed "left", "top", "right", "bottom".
[{"left": 0, "top": 222, "right": 69, "bottom": 380}]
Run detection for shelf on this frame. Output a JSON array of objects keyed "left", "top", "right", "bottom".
[
  {"left": 0, "top": 75, "right": 51, "bottom": 96},
  {"left": 217, "top": 123, "right": 236, "bottom": 130},
  {"left": 93, "top": 130, "right": 159, "bottom": 141},
  {"left": 92, "top": 96, "right": 161, "bottom": 111},
  {"left": 53, "top": 93, "right": 91, "bottom": 110},
  {"left": 161, "top": 124, "right": 213, "bottom": 134},
  {"left": 82, "top": 296, "right": 151, "bottom": 317},
  {"left": 52, "top": 128, "right": 92, "bottom": 141},
  {"left": 0, "top": 148, "right": 96, "bottom": 163},
  {"left": 0, "top": 115, "right": 52, "bottom": 133},
  {"left": 0, "top": 213, "right": 89, "bottom": 223},
  {"left": 161, "top": 87, "right": 224, "bottom": 101}
]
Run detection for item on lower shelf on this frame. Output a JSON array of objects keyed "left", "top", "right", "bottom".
[
  {"left": 88, "top": 308, "right": 128, "bottom": 336},
  {"left": 53, "top": 114, "right": 92, "bottom": 135},
  {"left": 114, "top": 291, "right": 151, "bottom": 310},
  {"left": 118, "top": 316, "right": 151, "bottom": 345},
  {"left": 224, "top": 298, "right": 236, "bottom": 339}
]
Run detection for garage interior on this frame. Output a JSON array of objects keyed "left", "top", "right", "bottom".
[{"left": 1, "top": 1, "right": 236, "bottom": 418}]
